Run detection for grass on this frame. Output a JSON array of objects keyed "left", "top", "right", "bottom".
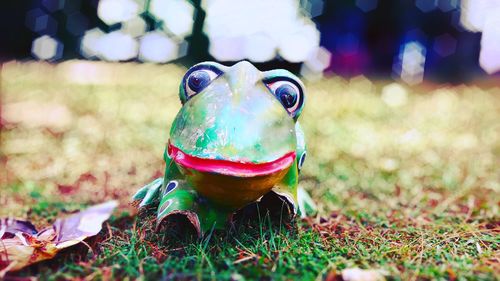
[{"left": 1, "top": 61, "right": 499, "bottom": 280}]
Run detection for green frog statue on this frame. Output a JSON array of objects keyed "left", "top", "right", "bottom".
[{"left": 133, "top": 61, "right": 315, "bottom": 236}]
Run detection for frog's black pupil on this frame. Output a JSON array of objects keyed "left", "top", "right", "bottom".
[
  {"left": 188, "top": 71, "right": 210, "bottom": 92},
  {"left": 276, "top": 84, "right": 297, "bottom": 108}
]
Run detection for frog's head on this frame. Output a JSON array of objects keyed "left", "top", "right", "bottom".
[{"left": 168, "top": 61, "right": 305, "bottom": 178}]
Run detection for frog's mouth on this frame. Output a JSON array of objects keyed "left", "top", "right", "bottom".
[{"left": 168, "top": 142, "right": 295, "bottom": 177}]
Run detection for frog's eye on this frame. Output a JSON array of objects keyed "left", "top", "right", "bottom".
[
  {"left": 266, "top": 80, "right": 302, "bottom": 115},
  {"left": 185, "top": 69, "right": 220, "bottom": 98}
]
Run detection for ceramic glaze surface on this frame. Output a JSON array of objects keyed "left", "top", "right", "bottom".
[{"left": 133, "top": 61, "right": 311, "bottom": 235}]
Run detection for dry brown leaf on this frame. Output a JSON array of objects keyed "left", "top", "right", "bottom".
[{"left": 0, "top": 201, "right": 117, "bottom": 274}]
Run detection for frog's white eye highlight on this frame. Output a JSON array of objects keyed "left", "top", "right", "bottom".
[
  {"left": 185, "top": 69, "right": 219, "bottom": 98},
  {"left": 266, "top": 80, "right": 302, "bottom": 114}
]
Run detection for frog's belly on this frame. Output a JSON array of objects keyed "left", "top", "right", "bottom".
[{"left": 178, "top": 165, "right": 290, "bottom": 209}]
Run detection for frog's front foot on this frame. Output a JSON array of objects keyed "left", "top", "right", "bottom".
[
  {"left": 132, "top": 178, "right": 163, "bottom": 208},
  {"left": 132, "top": 178, "right": 201, "bottom": 236},
  {"left": 155, "top": 180, "right": 202, "bottom": 237}
]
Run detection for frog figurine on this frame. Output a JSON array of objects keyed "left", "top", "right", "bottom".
[{"left": 133, "top": 61, "right": 315, "bottom": 236}]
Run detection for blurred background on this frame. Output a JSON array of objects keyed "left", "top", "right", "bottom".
[
  {"left": 0, "top": 0, "right": 499, "bottom": 82},
  {"left": 0, "top": 0, "right": 498, "bottom": 218}
]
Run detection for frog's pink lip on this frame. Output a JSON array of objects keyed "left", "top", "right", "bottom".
[{"left": 168, "top": 142, "right": 295, "bottom": 177}]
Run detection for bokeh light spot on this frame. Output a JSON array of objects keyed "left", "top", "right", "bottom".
[
  {"left": 204, "top": 0, "right": 320, "bottom": 63},
  {"left": 139, "top": 31, "right": 183, "bottom": 63},
  {"left": 393, "top": 41, "right": 426, "bottom": 85},
  {"left": 243, "top": 33, "right": 277, "bottom": 63},
  {"left": 209, "top": 37, "right": 245, "bottom": 61},
  {"left": 97, "top": 31, "right": 138, "bottom": 61},
  {"left": 479, "top": 6, "right": 500, "bottom": 74},
  {"left": 305, "top": 46, "right": 332, "bottom": 72},
  {"left": 150, "top": 0, "right": 194, "bottom": 38},
  {"left": 302, "top": 0, "right": 325, "bottom": 18},
  {"left": 381, "top": 83, "right": 408, "bottom": 107},
  {"left": 25, "top": 8, "right": 45, "bottom": 31},
  {"left": 35, "top": 14, "right": 49, "bottom": 31},
  {"left": 80, "top": 28, "right": 105, "bottom": 59},
  {"left": 98, "top": 0, "right": 139, "bottom": 26},
  {"left": 301, "top": 46, "right": 331, "bottom": 81},
  {"left": 122, "top": 17, "right": 148, "bottom": 38},
  {"left": 279, "top": 22, "right": 320, "bottom": 63},
  {"left": 26, "top": 8, "right": 57, "bottom": 35},
  {"left": 460, "top": 0, "right": 500, "bottom": 32},
  {"left": 31, "top": 35, "right": 63, "bottom": 60}
]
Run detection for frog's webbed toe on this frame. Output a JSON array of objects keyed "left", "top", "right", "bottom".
[
  {"left": 132, "top": 178, "right": 164, "bottom": 208},
  {"left": 156, "top": 180, "right": 202, "bottom": 237}
]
